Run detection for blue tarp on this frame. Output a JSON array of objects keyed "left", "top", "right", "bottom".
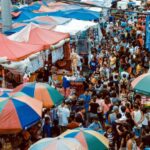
[
  {"left": 146, "top": 15, "right": 150, "bottom": 51},
  {"left": 13, "top": 8, "right": 100, "bottom": 22},
  {"left": 13, "top": 11, "right": 38, "bottom": 22},
  {"left": 5, "top": 26, "right": 25, "bottom": 35},
  {"left": 47, "top": 8, "right": 100, "bottom": 21},
  {"left": 63, "top": 8, "right": 100, "bottom": 21},
  {"left": 19, "top": 3, "right": 41, "bottom": 11}
]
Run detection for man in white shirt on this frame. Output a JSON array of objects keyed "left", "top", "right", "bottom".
[{"left": 57, "top": 103, "right": 70, "bottom": 132}]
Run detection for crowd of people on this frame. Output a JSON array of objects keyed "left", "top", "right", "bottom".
[{"left": 1, "top": 4, "right": 150, "bottom": 150}]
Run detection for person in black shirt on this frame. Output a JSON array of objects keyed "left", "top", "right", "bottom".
[{"left": 89, "top": 97, "right": 99, "bottom": 123}]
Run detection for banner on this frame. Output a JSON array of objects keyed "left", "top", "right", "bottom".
[{"left": 146, "top": 15, "right": 150, "bottom": 51}]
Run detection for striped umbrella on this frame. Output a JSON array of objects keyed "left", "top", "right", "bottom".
[
  {"left": 29, "top": 137, "right": 83, "bottom": 150},
  {"left": 0, "top": 92, "right": 42, "bottom": 134},
  {"left": 61, "top": 128, "right": 109, "bottom": 150},
  {"left": 131, "top": 73, "right": 150, "bottom": 96},
  {"left": 13, "top": 82, "right": 64, "bottom": 108}
]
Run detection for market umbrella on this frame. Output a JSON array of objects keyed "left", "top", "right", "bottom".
[
  {"left": 13, "top": 82, "right": 64, "bottom": 108},
  {"left": 0, "top": 92, "right": 42, "bottom": 134},
  {"left": 61, "top": 128, "right": 109, "bottom": 150},
  {"left": 131, "top": 73, "right": 150, "bottom": 96},
  {"left": 29, "top": 137, "right": 83, "bottom": 150}
]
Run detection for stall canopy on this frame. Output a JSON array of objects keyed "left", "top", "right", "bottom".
[
  {"left": 8, "top": 23, "right": 70, "bottom": 49},
  {"left": 0, "top": 33, "right": 43, "bottom": 61},
  {"left": 54, "top": 19, "right": 97, "bottom": 35}
]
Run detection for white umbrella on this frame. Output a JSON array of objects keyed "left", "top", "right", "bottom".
[{"left": 29, "top": 137, "right": 83, "bottom": 150}]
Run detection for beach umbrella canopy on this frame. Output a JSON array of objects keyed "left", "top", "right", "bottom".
[
  {"left": 131, "top": 73, "right": 150, "bottom": 96},
  {"left": 13, "top": 82, "right": 64, "bottom": 108},
  {"left": 0, "top": 92, "right": 42, "bottom": 134},
  {"left": 61, "top": 128, "right": 109, "bottom": 150},
  {"left": 29, "top": 137, "right": 83, "bottom": 150}
]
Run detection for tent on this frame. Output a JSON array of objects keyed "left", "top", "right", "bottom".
[
  {"left": 54, "top": 19, "right": 97, "bottom": 35},
  {"left": 8, "top": 23, "right": 70, "bottom": 49},
  {"left": 0, "top": 33, "right": 43, "bottom": 61}
]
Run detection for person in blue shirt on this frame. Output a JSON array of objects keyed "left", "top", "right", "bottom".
[
  {"left": 79, "top": 90, "right": 91, "bottom": 112},
  {"left": 121, "top": 21, "right": 127, "bottom": 28},
  {"left": 89, "top": 58, "right": 98, "bottom": 72},
  {"left": 62, "top": 73, "right": 70, "bottom": 97},
  {"left": 88, "top": 116, "right": 102, "bottom": 131},
  {"left": 43, "top": 117, "right": 52, "bottom": 137}
]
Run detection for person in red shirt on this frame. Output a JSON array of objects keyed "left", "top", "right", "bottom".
[{"left": 67, "top": 115, "right": 80, "bottom": 129}]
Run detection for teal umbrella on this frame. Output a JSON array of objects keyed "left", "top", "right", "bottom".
[{"left": 131, "top": 73, "right": 150, "bottom": 96}]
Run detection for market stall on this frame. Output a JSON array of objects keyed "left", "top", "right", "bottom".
[
  {"left": 8, "top": 23, "right": 70, "bottom": 65},
  {"left": 54, "top": 19, "right": 102, "bottom": 55}
]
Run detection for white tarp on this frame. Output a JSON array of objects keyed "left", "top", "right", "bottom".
[
  {"left": 53, "top": 19, "right": 97, "bottom": 35},
  {"left": 87, "top": 7, "right": 102, "bottom": 12},
  {"left": 81, "top": 0, "right": 112, "bottom": 7}
]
